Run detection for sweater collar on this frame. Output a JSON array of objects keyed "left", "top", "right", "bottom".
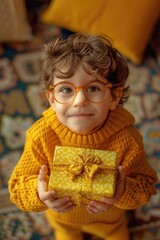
[{"left": 43, "top": 105, "right": 135, "bottom": 147}]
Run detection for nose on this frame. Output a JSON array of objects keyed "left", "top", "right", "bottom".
[{"left": 72, "top": 89, "right": 88, "bottom": 107}]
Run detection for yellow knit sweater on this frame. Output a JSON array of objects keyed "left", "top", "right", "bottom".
[{"left": 8, "top": 106, "right": 157, "bottom": 225}]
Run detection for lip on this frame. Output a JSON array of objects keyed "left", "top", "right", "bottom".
[{"left": 68, "top": 113, "right": 94, "bottom": 117}]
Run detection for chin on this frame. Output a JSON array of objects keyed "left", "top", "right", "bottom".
[{"left": 68, "top": 126, "right": 93, "bottom": 134}]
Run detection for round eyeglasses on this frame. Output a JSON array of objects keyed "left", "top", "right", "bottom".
[{"left": 49, "top": 81, "right": 112, "bottom": 104}]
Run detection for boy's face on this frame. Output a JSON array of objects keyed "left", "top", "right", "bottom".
[{"left": 47, "top": 65, "right": 119, "bottom": 134}]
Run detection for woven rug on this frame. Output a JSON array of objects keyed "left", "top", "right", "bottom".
[{"left": 0, "top": 22, "right": 160, "bottom": 240}]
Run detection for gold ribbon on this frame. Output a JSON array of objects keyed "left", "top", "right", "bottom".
[
  {"left": 65, "top": 154, "right": 102, "bottom": 180},
  {"left": 53, "top": 153, "right": 117, "bottom": 181}
]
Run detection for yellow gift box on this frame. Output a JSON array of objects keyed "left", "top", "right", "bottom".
[{"left": 49, "top": 146, "right": 118, "bottom": 207}]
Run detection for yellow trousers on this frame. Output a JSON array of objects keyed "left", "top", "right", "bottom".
[{"left": 46, "top": 212, "right": 130, "bottom": 240}]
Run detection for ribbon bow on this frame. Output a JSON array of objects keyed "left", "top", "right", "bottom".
[{"left": 65, "top": 154, "right": 102, "bottom": 180}]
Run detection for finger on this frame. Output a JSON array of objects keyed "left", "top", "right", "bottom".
[
  {"left": 102, "top": 166, "right": 125, "bottom": 204},
  {"left": 87, "top": 201, "right": 111, "bottom": 214},
  {"left": 87, "top": 204, "right": 105, "bottom": 214},
  {"left": 37, "top": 177, "right": 47, "bottom": 193},
  {"left": 61, "top": 205, "right": 75, "bottom": 213},
  {"left": 38, "top": 165, "right": 48, "bottom": 180},
  {"left": 116, "top": 166, "right": 125, "bottom": 192},
  {"left": 102, "top": 196, "right": 114, "bottom": 205},
  {"left": 38, "top": 165, "right": 48, "bottom": 192},
  {"left": 37, "top": 175, "right": 50, "bottom": 197},
  {"left": 117, "top": 165, "right": 125, "bottom": 181},
  {"left": 87, "top": 205, "right": 97, "bottom": 214},
  {"left": 51, "top": 197, "right": 71, "bottom": 208},
  {"left": 52, "top": 200, "right": 75, "bottom": 212},
  {"left": 39, "top": 190, "right": 56, "bottom": 202},
  {"left": 49, "top": 197, "right": 75, "bottom": 212}
]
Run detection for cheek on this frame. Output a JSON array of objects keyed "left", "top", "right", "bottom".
[
  {"left": 95, "top": 97, "right": 112, "bottom": 120},
  {"left": 52, "top": 103, "right": 67, "bottom": 118},
  {"left": 97, "top": 107, "right": 109, "bottom": 121}
]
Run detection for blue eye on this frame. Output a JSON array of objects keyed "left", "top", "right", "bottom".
[{"left": 60, "top": 87, "right": 73, "bottom": 93}]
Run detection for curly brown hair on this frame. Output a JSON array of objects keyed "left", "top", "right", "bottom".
[{"left": 39, "top": 33, "right": 129, "bottom": 104}]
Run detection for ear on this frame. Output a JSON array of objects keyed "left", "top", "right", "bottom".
[
  {"left": 46, "top": 90, "right": 55, "bottom": 109},
  {"left": 109, "top": 88, "right": 123, "bottom": 110}
]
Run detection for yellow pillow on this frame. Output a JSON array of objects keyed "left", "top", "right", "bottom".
[{"left": 41, "top": 0, "right": 160, "bottom": 64}]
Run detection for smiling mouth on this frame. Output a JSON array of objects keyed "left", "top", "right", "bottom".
[{"left": 68, "top": 114, "right": 93, "bottom": 117}]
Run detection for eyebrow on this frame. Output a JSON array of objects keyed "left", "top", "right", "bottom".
[
  {"left": 53, "top": 72, "right": 108, "bottom": 85},
  {"left": 96, "top": 75, "right": 108, "bottom": 84}
]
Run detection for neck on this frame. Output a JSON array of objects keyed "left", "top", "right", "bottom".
[{"left": 43, "top": 105, "right": 135, "bottom": 148}]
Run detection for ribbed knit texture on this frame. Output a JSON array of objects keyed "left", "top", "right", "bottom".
[{"left": 8, "top": 106, "right": 157, "bottom": 225}]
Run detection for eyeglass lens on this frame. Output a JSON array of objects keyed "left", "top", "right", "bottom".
[{"left": 53, "top": 82, "right": 109, "bottom": 103}]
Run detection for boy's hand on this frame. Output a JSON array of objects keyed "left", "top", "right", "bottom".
[
  {"left": 87, "top": 166, "right": 125, "bottom": 214},
  {"left": 37, "top": 165, "right": 75, "bottom": 212}
]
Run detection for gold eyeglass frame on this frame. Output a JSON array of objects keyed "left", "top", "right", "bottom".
[{"left": 48, "top": 81, "right": 112, "bottom": 104}]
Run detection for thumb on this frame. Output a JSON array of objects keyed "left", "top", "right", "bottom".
[
  {"left": 37, "top": 165, "right": 49, "bottom": 194},
  {"left": 117, "top": 165, "right": 125, "bottom": 182},
  {"left": 102, "top": 166, "right": 125, "bottom": 204},
  {"left": 38, "top": 165, "right": 48, "bottom": 181}
]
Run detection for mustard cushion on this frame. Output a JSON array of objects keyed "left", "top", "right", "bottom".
[{"left": 41, "top": 0, "right": 160, "bottom": 64}]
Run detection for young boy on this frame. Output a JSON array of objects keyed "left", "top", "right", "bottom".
[{"left": 8, "top": 33, "right": 157, "bottom": 240}]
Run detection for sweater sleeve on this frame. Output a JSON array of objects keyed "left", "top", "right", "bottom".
[
  {"left": 115, "top": 132, "right": 158, "bottom": 210},
  {"left": 8, "top": 130, "right": 49, "bottom": 212}
]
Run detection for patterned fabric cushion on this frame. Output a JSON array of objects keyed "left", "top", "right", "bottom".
[{"left": 0, "top": 0, "right": 32, "bottom": 42}]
